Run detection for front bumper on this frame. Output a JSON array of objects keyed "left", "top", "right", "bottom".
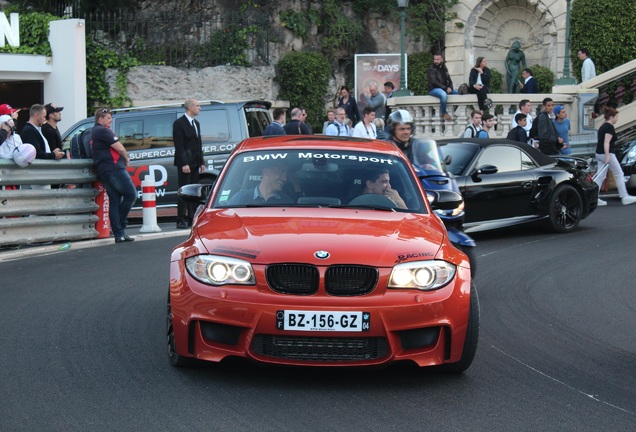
[{"left": 169, "top": 260, "right": 472, "bottom": 368}]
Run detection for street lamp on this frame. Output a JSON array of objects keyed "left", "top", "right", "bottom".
[
  {"left": 556, "top": 0, "right": 577, "bottom": 85},
  {"left": 392, "top": 0, "right": 411, "bottom": 97}
]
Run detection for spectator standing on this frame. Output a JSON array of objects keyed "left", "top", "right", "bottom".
[
  {"left": 374, "top": 118, "right": 388, "bottom": 140},
  {"left": 0, "top": 114, "right": 23, "bottom": 159},
  {"left": 477, "top": 113, "right": 494, "bottom": 138},
  {"left": 468, "top": 56, "right": 492, "bottom": 112},
  {"left": 41, "top": 103, "right": 64, "bottom": 152},
  {"left": 536, "top": 98, "right": 563, "bottom": 155},
  {"left": 594, "top": 106, "right": 636, "bottom": 206},
  {"left": 173, "top": 98, "right": 206, "bottom": 229},
  {"left": 283, "top": 107, "right": 312, "bottom": 135},
  {"left": 511, "top": 99, "right": 533, "bottom": 136},
  {"left": 578, "top": 48, "right": 596, "bottom": 83},
  {"left": 462, "top": 110, "right": 483, "bottom": 138},
  {"left": 366, "top": 84, "right": 386, "bottom": 120},
  {"left": 299, "top": 107, "right": 313, "bottom": 134},
  {"left": 383, "top": 81, "right": 394, "bottom": 124},
  {"left": 263, "top": 108, "right": 286, "bottom": 136},
  {"left": 337, "top": 86, "right": 360, "bottom": 126},
  {"left": 553, "top": 106, "right": 571, "bottom": 155},
  {"left": 428, "top": 53, "right": 457, "bottom": 121},
  {"left": 0, "top": 103, "right": 20, "bottom": 121},
  {"left": 20, "top": 104, "right": 64, "bottom": 161},
  {"left": 352, "top": 106, "right": 377, "bottom": 139},
  {"left": 325, "top": 108, "right": 351, "bottom": 137},
  {"left": 506, "top": 113, "right": 529, "bottom": 143},
  {"left": 91, "top": 108, "right": 137, "bottom": 242},
  {"left": 322, "top": 109, "right": 335, "bottom": 134},
  {"left": 520, "top": 68, "right": 539, "bottom": 94}
]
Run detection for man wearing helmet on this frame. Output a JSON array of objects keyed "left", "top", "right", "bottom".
[{"left": 386, "top": 110, "right": 441, "bottom": 171}]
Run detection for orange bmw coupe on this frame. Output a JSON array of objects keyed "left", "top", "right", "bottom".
[{"left": 168, "top": 136, "right": 478, "bottom": 372}]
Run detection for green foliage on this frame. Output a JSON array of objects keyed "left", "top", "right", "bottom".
[
  {"left": 407, "top": 0, "right": 459, "bottom": 51},
  {"left": 0, "top": 10, "right": 57, "bottom": 56},
  {"left": 279, "top": 9, "right": 320, "bottom": 40},
  {"left": 490, "top": 68, "right": 503, "bottom": 94},
  {"left": 407, "top": 52, "right": 433, "bottom": 96},
  {"left": 571, "top": 0, "right": 636, "bottom": 80},
  {"left": 193, "top": 23, "right": 258, "bottom": 67},
  {"left": 320, "top": 0, "right": 363, "bottom": 62},
  {"left": 528, "top": 65, "right": 555, "bottom": 93},
  {"left": 86, "top": 40, "right": 140, "bottom": 109},
  {"left": 276, "top": 52, "right": 331, "bottom": 132}
]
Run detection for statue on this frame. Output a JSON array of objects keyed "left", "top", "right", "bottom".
[{"left": 505, "top": 41, "right": 527, "bottom": 93}]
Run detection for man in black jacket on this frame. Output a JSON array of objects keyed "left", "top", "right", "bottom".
[
  {"left": 428, "top": 54, "right": 458, "bottom": 122},
  {"left": 536, "top": 98, "right": 564, "bottom": 155},
  {"left": 520, "top": 68, "right": 539, "bottom": 94},
  {"left": 20, "top": 104, "right": 64, "bottom": 161},
  {"left": 173, "top": 98, "right": 206, "bottom": 229}
]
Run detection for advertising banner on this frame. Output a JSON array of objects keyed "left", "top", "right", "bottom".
[{"left": 354, "top": 54, "right": 405, "bottom": 114}]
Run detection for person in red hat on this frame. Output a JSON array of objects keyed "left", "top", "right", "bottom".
[
  {"left": 0, "top": 103, "right": 20, "bottom": 121},
  {"left": 42, "top": 103, "right": 64, "bottom": 152}
]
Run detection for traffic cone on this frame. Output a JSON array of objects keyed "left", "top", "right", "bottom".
[{"left": 139, "top": 175, "right": 161, "bottom": 233}]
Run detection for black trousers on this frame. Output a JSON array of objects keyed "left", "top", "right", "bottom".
[
  {"left": 469, "top": 86, "right": 489, "bottom": 111},
  {"left": 177, "top": 167, "right": 200, "bottom": 223}
]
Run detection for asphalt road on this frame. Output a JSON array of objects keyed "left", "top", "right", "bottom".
[{"left": 1, "top": 202, "right": 635, "bottom": 431}]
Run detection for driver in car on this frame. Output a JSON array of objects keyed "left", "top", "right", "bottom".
[
  {"left": 227, "top": 161, "right": 294, "bottom": 205},
  {"left": 386, "top": 109, "right": 439, "bottom": 171},
  {"left": 359, "top": 168, "right": 407, "bottom": 209}
]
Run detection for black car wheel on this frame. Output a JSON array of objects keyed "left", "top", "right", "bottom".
[
  {"left": 548, "top": 184, "right": 583, "bottom": 233},
  {"left": 436, "top": 282, "right": 479, "bottom": 373},
  {"left": 166, "top": 293, "right": 194, "bottom": 367}
]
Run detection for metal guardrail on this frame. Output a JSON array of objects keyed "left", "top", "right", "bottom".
[{"left": 0, "top": 159, "right": 100, "bottom": 246}]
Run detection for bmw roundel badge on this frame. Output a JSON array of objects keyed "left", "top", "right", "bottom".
[{"left": 314, "top": 250, "right": 330, "bottom": 260}]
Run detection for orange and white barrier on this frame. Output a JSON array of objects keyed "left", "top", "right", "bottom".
[{"left": 139, "top": 176, "right": 161, "bottom": 233}]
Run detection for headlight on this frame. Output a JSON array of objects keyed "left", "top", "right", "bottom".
[
  {"left": 186, "top": 255, "right": 255, "bottom": 286},
  {"left": 624, "top": 148, "right": 636, "bottom": 165},
  {"left": 389, "top": 260, "right": 456, "bottom": 291}
]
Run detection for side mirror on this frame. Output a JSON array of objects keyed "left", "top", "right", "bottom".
[
  {"left": 471, "top": 164, "right": 498, "bottom": 181},
  {"left": 178, "top": 184, "right": 212, "bottom": 204},
  {"left": 443, "top": 154, "right": 452, "bottom": 165},
  {"left": 427, "top": 190, "right": 463, "bottom": 211}
]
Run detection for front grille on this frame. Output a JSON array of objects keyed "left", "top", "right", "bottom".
[
  {"left": 266, "top": 264, "right": 319, "bottom": 294},
  {"left": 325, "top": 265, "right": 378, "bottom": 296},
  {"left": 251, "top": 335, "right": 388, "bottom": 362}
]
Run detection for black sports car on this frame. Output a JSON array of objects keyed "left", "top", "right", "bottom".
[{"left": 437, "top": 139, "right": 599, "bottom": 233}]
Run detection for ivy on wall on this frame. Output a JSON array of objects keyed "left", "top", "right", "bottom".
[{"left": 0, "top": 10, "right": 56, "bottom": 56}]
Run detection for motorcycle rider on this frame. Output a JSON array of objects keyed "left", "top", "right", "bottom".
[{"left": 386, "top": 109, "right": 439, "bottom": 170}]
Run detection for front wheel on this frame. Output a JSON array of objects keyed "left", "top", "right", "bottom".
[{"left": 548, "top": 184, "right": 582, "bottom": 233}]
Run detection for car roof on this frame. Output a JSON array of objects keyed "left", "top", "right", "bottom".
[
  {"left": 234, "top": 136, "right": 406, "bottom": 155},
  {"left": 437, "top": 138, "right": 557, "bottom": 167}
]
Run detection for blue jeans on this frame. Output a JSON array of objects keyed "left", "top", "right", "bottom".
[
  {"left": 100, "top": 168, "right": 137, "bottom": 238},
  {"left": 429, "top": 88, "right": 459, "bottom": 115}
]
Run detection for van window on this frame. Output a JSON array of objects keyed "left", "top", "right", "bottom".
[
  {"left": 117, "top": 120, "right": 145, "bottom": 150},
  {"left": 244, "top": 106, "right": 269, "bottom": 137},
  {"left": 61, "top": 122, "right": 92, "bottom": 152},
  {"left": 143, "top": 114, "right": 175, "bottom": 148},
  {"left": 198, "top": 110, "right": 230, "bottom": 142}
]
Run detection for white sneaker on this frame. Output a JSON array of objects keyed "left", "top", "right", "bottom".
[
  {"left": 597, "top": 198, "right": 608, "bottom": 206},
  {"left": 621, "top": 196, "right": 636, "bottom": 205}
]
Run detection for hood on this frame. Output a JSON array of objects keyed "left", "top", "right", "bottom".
[{"left": 194, "top": 208, "right": 445, "bottom": 267}]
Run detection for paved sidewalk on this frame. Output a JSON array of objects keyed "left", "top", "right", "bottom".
[{"left": 0, "top": 222, "right": 190, "bottom": 262}]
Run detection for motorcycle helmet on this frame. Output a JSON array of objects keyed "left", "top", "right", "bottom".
[
  {"left": 13, "top": 143, "right": 37, "bottom": 167},
  {"left": 387, "top": 109, "right": 414, "bottom": 137}
]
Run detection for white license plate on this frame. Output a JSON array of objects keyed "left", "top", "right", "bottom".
[{"left": 276, "top": 310, "right": 370, "bottom": 332}]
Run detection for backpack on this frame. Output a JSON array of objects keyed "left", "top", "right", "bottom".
[
  {"left": 462, "top": 124, "right": 478, "bottom": 138},
  {"left": 70, "top": 127, "right": 93, "bottom": 159},
  {"left": 528, "top": 116, "right": 539, "bottom": 140}
]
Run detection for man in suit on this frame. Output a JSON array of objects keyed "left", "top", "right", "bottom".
[
  {"left": 173, "top": 98, "right": 206, "bottom": 229},
  {"left": 520, "top": 68, "right": 539, "bottom": 94},
  {"left": 20, "top": 104, "right": 65, "bottom": 161}
]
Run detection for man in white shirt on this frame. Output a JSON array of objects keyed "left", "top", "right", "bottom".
[
  {"left": 511, "top": 99, "right": 533, "bottom": 136},
  {"left": 462, "top": 110, "right": 483, "bottom": 138},
  {"left": 578, "top": 48, "right": 596, "bottom": 82},
  {"left": 352, "top": 107, "right": 377, "bottom": 138},
  {"left": 325, "top": 108, "right": 351, "bottom": 137}
]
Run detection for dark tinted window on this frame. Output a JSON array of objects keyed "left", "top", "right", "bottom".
[
  {"left": 440, "top": 142, "right": 480, "bottom": 175},
  {"left": 143, "top": 114, "right": 175, "bottom": 148},
  {"left": 244, "top": 105, "right": 271, "bottom": 137},
  {"left": 198, "top": 110, "right": 230, "bottom": 142},
  {"left": 117, "top": 120, "right": 144, "bottom": 150}
]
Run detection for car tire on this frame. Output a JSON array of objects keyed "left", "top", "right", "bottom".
[
  {"left": 454, "top": 243, "right": 476, "bottom": 277},
  {"left": 548, "top": 184, "right": 583, "bottom": 233},
  {"left": 436, "top": 282, "right": 480, "bottom": 373},
  {"left": 166, "top": 292, "right": 194, "bottom": 367}
]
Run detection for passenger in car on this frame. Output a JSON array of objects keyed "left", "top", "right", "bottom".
[
  {"left": 227, "top": 162, "right": 294, "bottom": 205},
  {"left": 354, "top": 168, "right": 407, "bottom": 209}
]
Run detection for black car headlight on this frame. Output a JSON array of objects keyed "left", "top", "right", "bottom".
[
  {"left": 388, "top": 260, "right": 456, "bottom": 291},
  {"left": 186, "top": 255, "right": 255, "bottom": 286}
]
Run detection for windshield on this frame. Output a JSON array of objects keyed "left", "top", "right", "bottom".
[
  {"left": 214, "top": 149, "right": 426, "bottom": 212},
  {"left": 411, "top": 139, "right": 446, "bottom": 173}
]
